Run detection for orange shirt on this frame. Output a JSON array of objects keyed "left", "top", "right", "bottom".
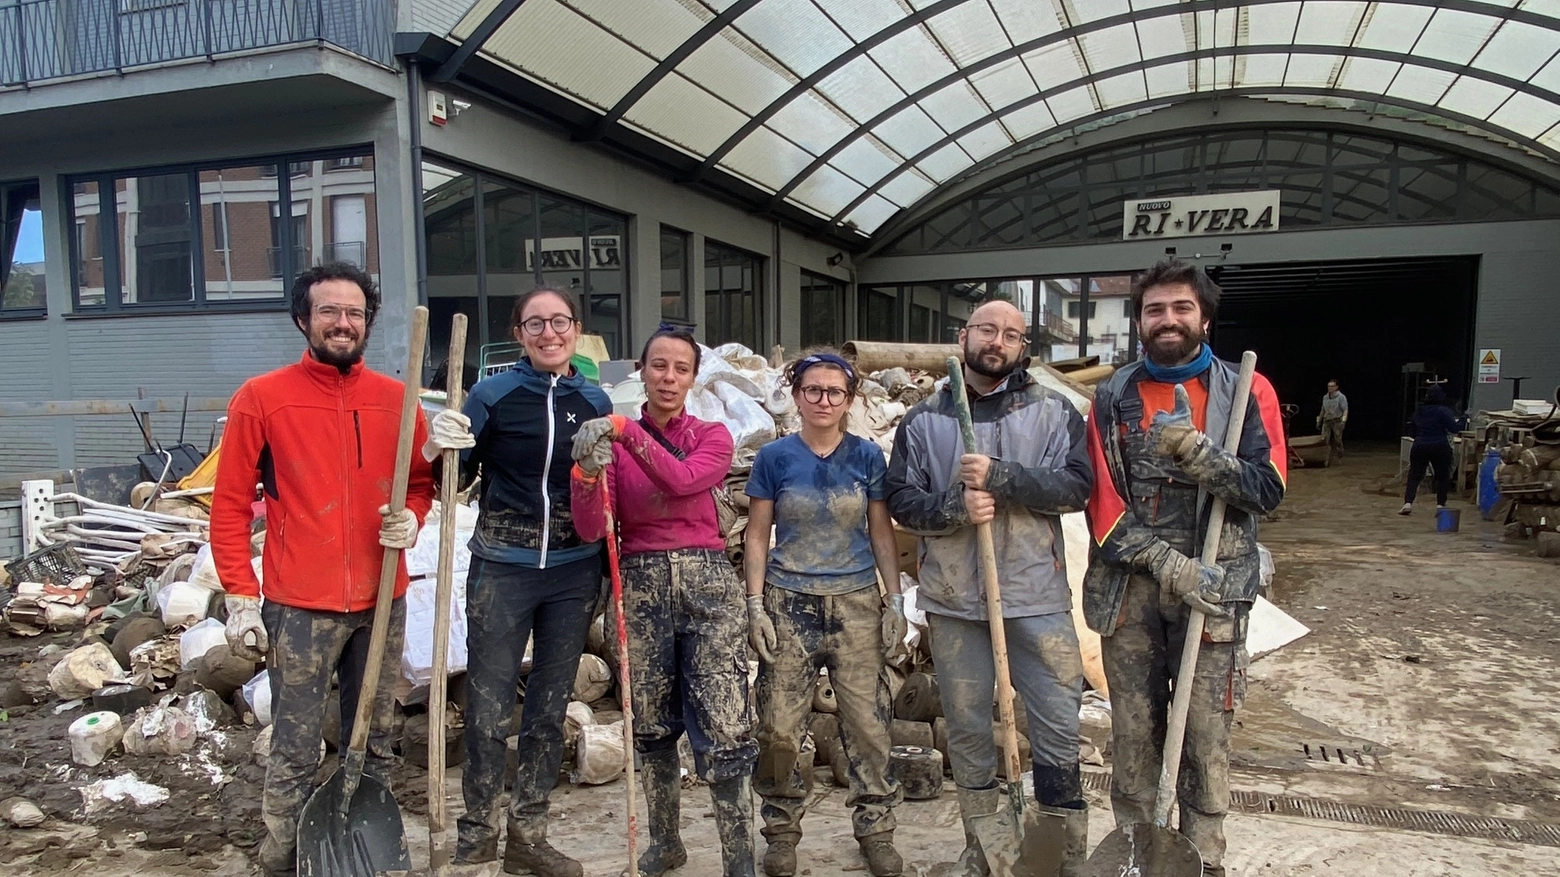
[{"left": 1136, "top": 378, "right": 1209, "bottom": 433}]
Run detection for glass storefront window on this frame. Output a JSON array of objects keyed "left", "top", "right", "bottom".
[
  {"left": 798, "top": 271, "right": 842, "bottom": 348},
  {"left": 586, "top": 210, "right": 625, "bottom": 357},
  {"left": 1039, "top": 278, "right": 1083, "bottom": 362},
  {"left": 1086, "top": 274, "right": 1136, "bottom": 366},
  {"left": 199, "top": 164, "right": 283, "bottom": 301},
  {"left": 660, "top": 228, "right": 689, "bottom": 322},
  {"left": 859, "top": 287, "right": 897, "bottom": 341},
  {"left": 705, "top": 240, "right": 761, "bottom": 351},
  {"left": 118, "top": 172, "right": 194, "bottom": 305}
]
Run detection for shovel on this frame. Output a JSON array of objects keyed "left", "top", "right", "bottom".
[
  {"left": 1082, "top": 350, "right": 1259, "bottom": 877},
  {"left": 599, "top": 471, "right": 641, "bottom": 877},
  {"left": 946, "top": 358, "right": 1064, "bottom": 877},
  {"left": 296, "top": 306, "right": 429, "bottom": 877}
]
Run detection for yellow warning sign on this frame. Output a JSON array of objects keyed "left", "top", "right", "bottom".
[
  {"left": 1478, "top": 348, "right": 1501, "bottom": 384},
  {"left": 1481, "top": 350, "right": 1499, "bottom": 365}
]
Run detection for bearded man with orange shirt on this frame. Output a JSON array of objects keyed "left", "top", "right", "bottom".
[{"left": 1083, "top": 259, "right": 1287, "bottom": 876}]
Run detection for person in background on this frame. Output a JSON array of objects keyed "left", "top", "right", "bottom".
[
  {"left": 211, "top": 262, "right": 435, "bottom": 877},
  {"left": 1317, "top": 379, "right": 1349, "bottom": 463},
  {"left": 744, "top": 350, "right": 906, "bottom": 877},
  {"left": 571, "top": 326, "right": 758, "bottom": 877},
  {"left": 1400, "top": 385, "right": 1462, "bottom": 515},
  {"left": 420, "top": 287, "right": 612, "bottom": 876},
  {"left": 885, "top": 299, "right": 1094, "bottom": 876}
]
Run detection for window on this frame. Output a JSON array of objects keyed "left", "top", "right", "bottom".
[
  {"left": 68, "top": 149, "right": 377, "bottom": 311},
  {"left": 798, "top": 271, "right": 842, "bottom": 347},
  {"left": 2, "top": 181, "right": 46, "bottom": 313},
  {"left": 660, "top": 228, "right": 690, "bottom": 322},
  {"left": 1067, "top": 300, "right": 1096, "bottom": 319},
  {"left": 705, "top": 241, "right": 761, "bottom": 350},
  {"left": 859, "top": 287, "right": 898, "bottom": 341},
  {"left": 908, "top": 304, "right": 931, "bottom": 343},
  {"left": 1123, "top": 299, "right": 1133, "bottom": 318}
]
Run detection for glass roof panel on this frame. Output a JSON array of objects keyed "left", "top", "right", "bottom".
[
  {"left": 1475, "top": 21, "right": 1558, "bottom": 80},
  {"left": 1293, "top": 2, "right": 1367, "bottom": 45},
  {"left": 1242, "top": 2, "right": 1303, "bottom": 47},
  {"left": 1134, "top": 15, "right": 1193, "bottom": 61},
  {"left": 1356, "top": 3, "right": 1434, "bottom": 53},
  {"left": 916, "top": 142, "right": 976, "bottom": 181},
  {"left": 1335, "top": 56, "right": 1403, "bottom": 93},
  {"left": 988, "top": 0, "right": 1064, "bottom": 44},
  {"left": 870, "top": 25, "right": 961, "bottom": 93},
  {"left": 1146, "top": 60, "right": 1194, "bottom": 97},
  {"left": 873, "top": 105, "right": 951, "bottom": 156},
  {"left": 878, "top": 170, "right": 937, "bottom": 207},
  {"left": 833, "top": 138, "right": 904, "bottom": 186},
  {"left": 924, "top": 1, "right": 1012, "bottom": 68},
  {"left": 1489, "top": 90, "right": 1560, "bottom": 137},
  {"left": 620, "top": 73, "right": 749, "bottom": 156},
  {"left": 768, "top": 90, "right": 860, "bottom": 156},
  {"left": 957, "top": 121, "right": 1015, "bottom": 161},
  {"left": 1096, "top": 70, "right": 1150, "bottom": 108},
  {"left": 1001, "top": 102, "right": 1060, "bottom": 139},
  {"left": 730, "top": 0, "right": 853, "bottom": 78},
  {"left": 1024, "top": 41, "right": 1090, "bottom": 90},
  {"left": 1073, "top": 0, "right": 1133, "bottom": 24},
  {"left": 920, "top": 81, "right": 993, "bottom": 131},
  {"left": 1046, "top": 85, "right": 1100, "bottom": 124},
  {"left": 1414, "top": 9, "right": 1502, "bottom": 66},
  {"left": 450, "top": 0, "right": 499, "bottom": 40},
  {"left": 565, "top": 0, "right": 707, "bottom": 59},
  {"left": 1283, "top": 53, "right": 1345, "bottom": 88},
  {"left": 816, "top": 56, "right": 908, "bottom": 121},
  {"left": 1231, "top": 53, "right": 1291, "bottom": 88},
  {"left": 1078, "top": 23, "right": 1145, "bottom": 71},
  {"left": 1439, "top": 77, "right": 1517, "bottom": 119},
  {"left": 969, "top": 58, "right": 1042, "bottom": 109},
  {"left": 679, "top": 34, "right": 798, "bottom": 115},
  {"left": 787, "top": 163, "right": 866, "bottom": 216},
  {"left": 482, "top": 0, "right": 654, "bottom": 109},
  {"left": 813, "top": 0, "right": 908, "bottom": 42},
  {"left": 722, "top": 125, "right": 818, "bottom": 190},
  {"left": 841, "top": 195, "right": 899, "bottom": 233},
  {"left": 1385, "top": 64, "right": 1457, "bottom": 105}
]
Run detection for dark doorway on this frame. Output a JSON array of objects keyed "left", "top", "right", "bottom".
[{"left": 1208, "top": 256, "right": 1478, "bottom": 440}]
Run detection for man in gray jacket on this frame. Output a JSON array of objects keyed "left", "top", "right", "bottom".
[{"left": 886, "top": 300, "right": 1093, "bottom": 875}]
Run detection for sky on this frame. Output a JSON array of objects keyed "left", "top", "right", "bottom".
[{"left": 13, "top": 210, "right": 44, "bottom": 264}]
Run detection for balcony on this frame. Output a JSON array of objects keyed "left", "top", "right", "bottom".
[
  {"left": 1, "top": 0, "right": 396, "bottom": 88},
  {"left": 267, "top": 244, "right": 309, "bottom": 278}
]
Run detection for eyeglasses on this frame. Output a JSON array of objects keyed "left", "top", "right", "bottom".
[
  {"left": 519, "top": 315, "right": 577, "bottom": 336},
  {"left": 966, "top": 322, "right": 1029, "bottom": 346},
  {"left": 314, "top": 304, "right": 368, "bottom": 324},
  {"left": 799, "top": 386, "right": 849, "bottom": 405}
]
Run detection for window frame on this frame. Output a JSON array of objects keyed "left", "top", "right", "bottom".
[
  {"left": 798, "top": 269, "right": 844, "bottom": 348},
  {"left": 704, "top": 239, "right": 764, "bottom": 351},
  {"left": 65, "top": 145, "right": 373, "bottom": 314},
  {"left": 660, "top": 225, "right": 691, "bottom": 324},
  {"left": 1, "top": 179, "right": 48, "bottom": 318}
]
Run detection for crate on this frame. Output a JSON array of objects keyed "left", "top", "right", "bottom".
[{"left": 5, "top": 542, "right": 88, "bottom": 587}]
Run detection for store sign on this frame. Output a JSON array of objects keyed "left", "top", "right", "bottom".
[
  {"left": 1123, "top": 190, "right": 1280, "bottom": 240},
  {"left": 525, "top": 236, "right": 622, "bottom": 272},
  {"left": 1478, "top": 348, "right": 1501, "bottom": 384}
]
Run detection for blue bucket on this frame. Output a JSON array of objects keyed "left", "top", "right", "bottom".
[{"left": 1436, "top": 507, "right": 1461, "bottom": 532}]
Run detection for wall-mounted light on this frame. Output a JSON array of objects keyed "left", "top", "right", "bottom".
[
  {"left": 1164, "top": 246, "right": 1177, "bottom": 256},
  {"left": 826, "top": 251, "right": 844, "bottom": 267}
]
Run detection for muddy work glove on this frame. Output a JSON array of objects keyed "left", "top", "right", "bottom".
[
  {"left": 378, "top": 505, "right": 419, "bottom": 550},
  {"left": 881, "top": 593, "right": 908, "bottom": 661},
  {"left": 1145, "top": 546, "right": 1228, "bottom": 617},
  {"left": 421, "top": 409, "right": 476, "bottom": 462},
  {"left": 746, "top": 594, "right": 778, "bottom": 664},
  {"left": 571, "top": 415, "right": 626, "bottom": 477},
  {"left": 1148, "top": 384, "right": 1209, "bottom": 460},
  {"left": 224, "top": 595, "right": 268, "bottom": 662}
]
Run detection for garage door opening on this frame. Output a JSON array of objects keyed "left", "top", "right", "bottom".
[{"left": 1209, "top": 256, "right": 1478, "bottom": 441}]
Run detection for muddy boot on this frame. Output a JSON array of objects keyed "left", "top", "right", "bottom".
[
  {"left": 257, "top": 830, "right": 296, "bottom": 877},
  {"left": 634, "top": 749, "right": 688, "bottom": 877},
  {"left": 503, "top": 816, "right": 583, "bottom": 877},
  {"left": 1033, "top": 804, "right": 1088, "bottom": 877},
  {"left": 710, "top": 775, "right": 757, "bottom": 877},
  {"left": 953, "top": 785, "right": 1000, "bottom": 877},
  {"left": 858, "top": 831, "right": 902, "bottom": 877},
  {"left": 456, "top": 831, "right": 499, "bottom": 865},
  {"left": 762, "top": 834, "right": 797, "bottom": 877}
]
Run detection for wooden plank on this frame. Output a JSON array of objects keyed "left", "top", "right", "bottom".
[{"left": 0, "top": 398, "right": 231, "bottom": 418}]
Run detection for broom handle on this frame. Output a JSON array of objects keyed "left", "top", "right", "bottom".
[
  {"left": 602, "top": 474, "right": 639, "bottom": 877},
  {"left": 429, "top": 313, "right": 467, "bottom": 871}
]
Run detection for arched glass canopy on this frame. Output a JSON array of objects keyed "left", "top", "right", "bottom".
[{"left": 440, "top": 0, "right": 1560, "bottom": 239}]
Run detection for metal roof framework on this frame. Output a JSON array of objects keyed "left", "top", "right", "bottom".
[{"left": 433, "top": 0, "right": 1560, "bottom": 242}]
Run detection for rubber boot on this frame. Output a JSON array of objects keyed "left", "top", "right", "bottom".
[
  {"left": 634, "top": 749, "right": 688, "bottom": 877},
  {"left": 762, "top": 834, "right": 797, "bottom": 877},
  {"left": 1034, "top": 804, "right": 1088, "bottom": 877},
  {"left": 455, "top": 832, "right": 499, "bottom": 865},
  {"left": 953, "top": 785, "right": 1000, "bottom": 877},
  {"left": 503, "top": 816, "right": 583, "bottom": 877},
  {"left": 710, "top": 775, "right": 758, "bottom": 877},
  {"left": 857, "top": 831, "right": 903, "bottom": 877}
]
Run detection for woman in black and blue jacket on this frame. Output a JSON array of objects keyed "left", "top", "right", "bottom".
[{"left": 425, "top": 286, "right": 611, "bottom": 876}]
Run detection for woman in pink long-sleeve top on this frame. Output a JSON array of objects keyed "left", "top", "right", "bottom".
[{"left": 570, "top": 326, "right": 757, "bottom": 877}]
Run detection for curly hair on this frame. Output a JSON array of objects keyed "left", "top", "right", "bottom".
[{"left": 289, "top": 261, "right": 380, "bottom": 332}]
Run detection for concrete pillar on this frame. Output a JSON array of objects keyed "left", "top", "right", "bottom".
[
  {"left": 628, "top": 213, "right": 661, "bottom": 360},
  {"left": 689, "top": 233, "right": 707, "bottom": 346},
  {"left": 371, "top": 96, "right": 418, "bottom": 379}
]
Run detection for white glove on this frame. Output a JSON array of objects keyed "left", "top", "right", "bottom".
[
  {"left": 421, "top": 409, "right": 476, "bottom": 462},
  {"left": 224, "top": 595, "right": 268, "bottom": 662},
  {"left": 746, "top": 594, "right": 778, "bottom": 664},
  {"left": 881, "top": 593, "right": 908, "bottom": 661},
  {"left": 378, "top": 504, "right": 419, "bottom": 549},
  {"left": 577, "top": 437, "right": 615, "bottom": 477}
]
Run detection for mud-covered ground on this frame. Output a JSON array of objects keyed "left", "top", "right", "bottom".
[{"left": 2, "top": 446, "right": 1557, "bottom": 875}]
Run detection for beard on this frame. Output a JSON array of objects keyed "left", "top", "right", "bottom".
[
  {"left": 310, "top": 327, "right": 369, "bottom": 371},
  {"left": 1144, "top": 323, "right": 1205, "bottom": 366},
  {"left": 964, "top": 339, "right": 1020, "bottom": 380}
]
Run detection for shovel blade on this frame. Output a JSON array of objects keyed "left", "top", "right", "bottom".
[
  {"left": 1082, "top": 822, "right": 1202, "bottom": 877},
  {"left": 969, "top": 801, "right": 1065, "bottom": 877},
  {"left": 297, "top": 770, "right": 410, "bottom": 877}
]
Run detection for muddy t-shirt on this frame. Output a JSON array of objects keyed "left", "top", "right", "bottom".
[{"left": 746, "top": 432, "right": 885, "bottom": 596}]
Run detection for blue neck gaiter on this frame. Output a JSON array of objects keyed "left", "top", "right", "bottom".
[{"left": 1142, "top": 343, "right": 1214, "bottom": 383}]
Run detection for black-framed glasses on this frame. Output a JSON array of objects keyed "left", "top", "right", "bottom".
[
  {"left": 799, "top": 386, "right": 849, "bottom": 405},
  {"left": 966, "top": 322, "right": 1028, "bottom": 346},
  {"left": 519, "top": 315, "right": 578, "bottom": 336}
]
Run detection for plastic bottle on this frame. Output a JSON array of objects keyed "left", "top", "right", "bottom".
[{"left": 69, "top": 711, "right": 124, "bottom": 766}]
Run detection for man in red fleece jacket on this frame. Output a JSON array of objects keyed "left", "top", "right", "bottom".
[{"left": 209, "top": 262, "right": 434, "bottom": 877}]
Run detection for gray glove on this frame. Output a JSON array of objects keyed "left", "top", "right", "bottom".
[
  {"left": 881, "top": 593, "right": 908, "bottom": 661},
  {"left": 378, "top": 505, "right": 419, "bottom": 550},
  {"left": 571, "top": 416, "right": 624, "bottom": 476},
  {"left": 224, "top": 595, "right": 268, "bottom": 662},
  {"left": 1147, "top": 547, "right": 1228, "bottom": 617},
  {"left": 747, "top": 594, "right": 777, "bottom": 664}
]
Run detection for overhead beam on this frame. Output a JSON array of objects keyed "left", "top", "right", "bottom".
[{"left": 430, "top": 0, "right": 532, "bottom": 83}]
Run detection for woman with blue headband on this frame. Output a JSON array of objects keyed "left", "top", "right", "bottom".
[{"left": 743, "top": 349, "right": 908, "bottom": 877}]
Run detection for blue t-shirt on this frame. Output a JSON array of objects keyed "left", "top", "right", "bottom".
[{"left": 745, "top": 433, "right": 886, "bottom": 595}]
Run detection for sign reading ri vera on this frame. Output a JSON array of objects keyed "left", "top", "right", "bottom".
[{"left": 1123, "top": 190, "right": 1280, "bottom": 240}]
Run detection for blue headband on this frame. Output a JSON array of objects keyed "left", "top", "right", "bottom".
[{"left": 794, "top": 353, "right": 855, "bottom": 382}]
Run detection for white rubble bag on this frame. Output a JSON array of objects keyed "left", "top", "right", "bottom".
[
  {"left": 572, "top": 721, "right": 626, "bottom": 785},
  {"left": 1062, "top": 511, "right": 1108, "bottom": 697},
  {"left": 400, "top": 573, "right": 469, "bottom": 690}
]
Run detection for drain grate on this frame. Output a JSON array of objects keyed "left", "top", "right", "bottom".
[{"left": 1079, "top": 771, "right": 1560, "bottom": 847}]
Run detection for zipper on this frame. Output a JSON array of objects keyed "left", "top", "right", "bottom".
[
  {"left": 538, "top": 373, "right": 558, "bottom": 569},
  {"left": 339, "top": 374, "right": 354, "bottom": 609},
  {"left": 353, "top": 411, "right": 364, "bottom": 468}
]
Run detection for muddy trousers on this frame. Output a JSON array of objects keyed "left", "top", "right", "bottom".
[
  {"left": 1321, "top": 418, "right": 1345, "bottom": 460},
  {"left": 620, "top": 549, "right": 758, "bottom": 877},
  {"left": 926, "top": 611, "right": 1085, "bottom": 806},
  {"left": 258, "top": 598, "right": 406, "bottom": 874},
  {"left": 458, "top": 554, "right": 600, "bottom": 856},
  {"left": 1101, "top": 574, "right": 1247, "bottom": 871},
  {"left": 755, "top": 585, "right": 901, "bottom": 842}
]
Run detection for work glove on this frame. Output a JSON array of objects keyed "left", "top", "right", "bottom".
[
  {"left": 421, "top": 409, "right": 476, "bottom": 462},
  {"left": 1315, "top": 416, "right": 1322, "bottom": 430},
  {"left": 1149, "top": 384, "right": 1211, "bottom": 461},
  {"left": 378, "top": 505, "right": 419, "bottom": 550},
  {"left": 571, "top": 415, "right": 627, "bottom": 476},
  {"left": 224, "top": 595, "right": 268, "bottom": 662},
  {"left": 746, "top": 594, "right": 778, "bottom": 664},
  {"left": 1147, "top": 547, "right": 1228, "bottom": 617},
  {"left": 881, "top": 593, "right": 908, "bottom": 661}
]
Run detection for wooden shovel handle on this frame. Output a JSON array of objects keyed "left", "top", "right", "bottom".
[
  {"left": 1152, "top": 350, "right": 1258, "bottom": 827},
  {"left": 428, "top": 313, "right": 466, "bottom": 870}
]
